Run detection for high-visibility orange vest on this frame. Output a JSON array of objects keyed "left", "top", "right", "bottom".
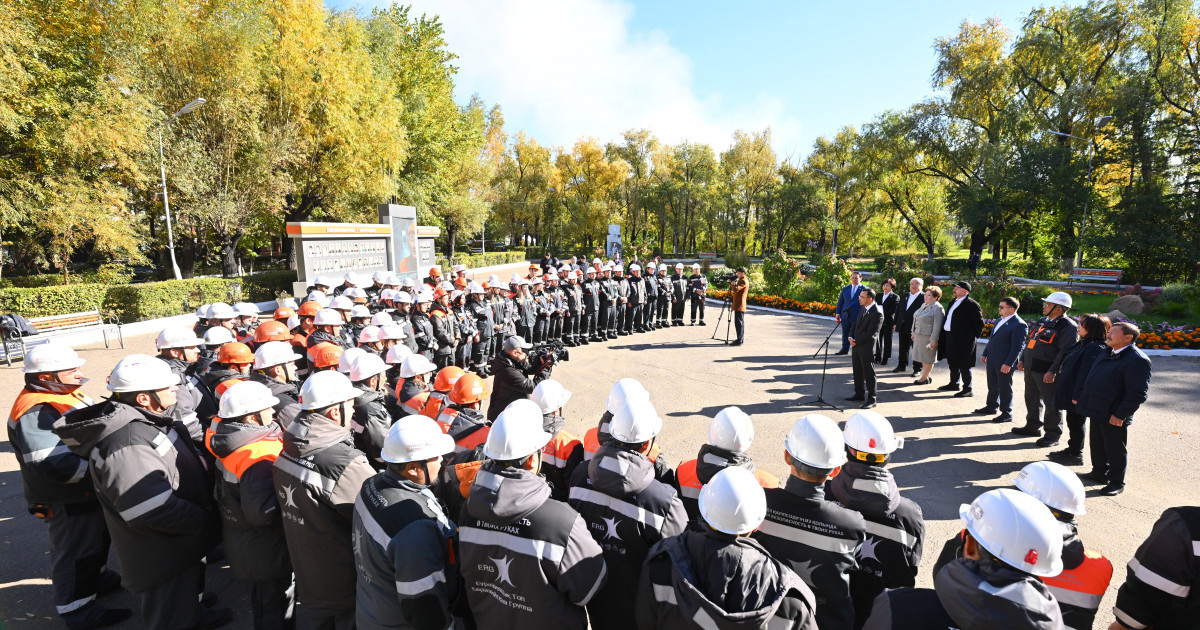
[
  {"left": 448, "top": 459, "right": 485, "bottom": 502},
  {"left": 205, "top": 419, "right": 283, "bottom": 480},
  {"left": 433, "top": 407, "right": 459, "bottom": 433},
  {"left": 1041, "top": 548, "right": 1113, "bottom": 614},
  {"left": 421, "top": 391, "right": 450, "bottom": 420},
  {"left": 454, "top": 425, "right": 490, "bottom": 453},
  {"left": 10, "top": 389, "right": 91, "bottom": 423},
  {"left": 542, "top": 430, "right": 582, "bottom": 470},
  {"left": 677, "top": 459, "right": 779, "bottom": 500},
  {"left": 213, "top": 376, "right": 246, "bottom": 399},
  {"left": 583, "top": 426, "right": 660, "bottom": 462}
]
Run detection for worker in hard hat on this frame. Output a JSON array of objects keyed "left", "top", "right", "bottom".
[
  {"left": 429, "top": 288, "right": 458, "bottom": 370},
  {"left": 348, "top": 353, "right": 393, "bottom": 470},
  {"left": 200, "top": 325, "right": 236, "bottom": 372},
  {"left": 826, "top": 411, "right": 925, "bottom": 629},
  {"left": 308, "top": 342, "right": 344, "bottom": 374},
  {"left": 581, "top": 378, "right": 674, "bottom": 486},
  {"left": 273, "top": 370, "right": 376, "bottom": 630},
  {"left": 156, "top": 325, "right": 219, "bottom": 441},
  {"left": 306, "top": 308, "right": 349, "bottom": 351},
  {"left": 862, "top": 489, "right": 1065, "bottom": 630},
  {"left": 466, "top": 281, "right": 496, "bottom": 375},
  {"left": 440, "top": 373, "right": 490, "bottom": 454},
  {"left": 568, "top": 397, "right": 687, "bottom": 629},
  {"left": 202, "top": 342, "right": 253, "bottom": 402},
  {"left": 233, "top": 302, "right": 260, "bottom": 343},
  {"left": 205, "top": 381, "right": 293, "bottom": 630},
  {"left": 753, "top": 414, "right": 866, "bottom": 630},
  {"left": 1014, "top": 291, "right": 1078, "bottom": 444},
  {"left": 1108, "top": 505, "right": 1200, "bottom": 630},
  {"left": 933, "top": 461, "right": 1111, "bottom": 630},
  {"left": 206, "top": 302, "right": 238, "bottom": 333},
  {"left": 352, "top": 417, "right": 463, "bottom": 630},
  {"left": 531, "top": 379, "right": 583, "bottom": 500},
  {"left": 636, "top": 467, "right": 819, "bottom": 630},
  {"left": 54, "top": 357, "right": 230, "bottom": 630},
  {"left": 420, "top": 366, "right": 464, "bottom": 420},
  {"left": 675, "top": 407, "right": 779, "bottom": 522},
  {"left": 450, "top": 289, "right": 475, "bottom": 371},
  {"left": 247, "top": 341, "right": 301, "bottom": 430},
  {"left": 457, "top": 399, "right": 607, "bottom": 629},
  {"left": 10, "top": 343, "right": 130, "bottom": 630},
  {"left": 396, "top": 354, "right": 437, "bottom": 417}
]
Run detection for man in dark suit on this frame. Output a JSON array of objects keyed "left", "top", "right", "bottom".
[
  {"left": 834, "top": 271, "right": 864, "bottom": 355},
  {"left": 892, "top": 277, "right": 924, "bottom": 375},
  {"left": 937, "top": 281, "right": 984, "bottom": 397},
  {"left": 846, "top": 287, "right": 884, "bottom": 409},
  {"left": 974, "top": 297, "right": 1028, "bottom": 422},
  {"left": 874, "top": 278, "right": 899, "bottom": 365}
]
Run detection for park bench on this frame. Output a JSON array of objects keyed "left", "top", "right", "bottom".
[
  {"left": 2, "top": 308, "right": 123, "bottom": 366},
  {"left": 1067, "top": 267, "right": 1123, "bottom": 288}
]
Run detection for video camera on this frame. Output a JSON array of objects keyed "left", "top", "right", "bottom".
[
  {"left": 531, "top": 340, "right": 570, "bottom": 375},
  {"left": 716, "top": 270, "right": 738, "bottom": 285}
]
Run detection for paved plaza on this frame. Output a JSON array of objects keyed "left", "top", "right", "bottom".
[{"left": 1, "top": 306, "right": 1197, "bottom": 628}]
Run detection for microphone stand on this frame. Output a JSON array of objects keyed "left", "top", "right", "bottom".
[{"left": 797, "top": 307, "right": 847, "bottom": 413}]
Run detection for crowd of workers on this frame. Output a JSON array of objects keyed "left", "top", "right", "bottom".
[{"left": 6, "top": 262, "right": 1196, "bottom": 630}]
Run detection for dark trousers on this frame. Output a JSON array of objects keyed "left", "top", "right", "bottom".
[
  {"left": 550, "top": 315, "right": 562, "bottom": 340},
  {"left": 614, "top": 304, "right": 626, "bottom": 334},
  {"left": 839, "top": 317, "right": 855, "bottom": 352},
  {"left": 300, "top": 606, "right": 354, "bottom": 630},
  {"left": 434, "top": 352, "right": 454, "bottom": 370},
  {"left": 875, "top": 324, "right": 894, "bottom": 362},
  {"left": 644, "top": 299, "right": 656, "bottom": 328},
  {"left": 690, "top": 298, "right": 705, "bottom": 323},
  {"left": 1065, "top": 410, "right": 1087, "bottom": 454},
  {"left": 852, "top": 346, "right": 877, "bottom": 399},
  {"left": 671, "top": 300, "right": 685, "bottom": 325},
  {"left": 1089, "top": 416, "right": 1128, "bottom": 486},
  {"left": 251, "top": 575, "right": 296, "bottom": 630},
  {"left": 949, "top": 365, "right": 973, "bottom": 388},
  {"left": 45, "top": 503, "right": 110, "bottom": 626},
  {"left": 597, "top": 305, "right": 607, "bottom": 335},
  {"left": 141, "top": 561, "right": 205, "bottom": 630},
  {"left": 566, "top": 313, "right": 580, "bottom": 341},
  {"left": 472, "top": 336, "right": 492, "bottom": 366},
  {"left": 606, "top": 305, "right": 618, "bottom": 336},
  {"left": 455, "top": 340, "right": 471, "bottom": 369},
  {"left": 984, "top": 361, "right": 1015, "bottom": 414},
  {"left": 583, "top": 311, "right": 597, "bottom": 339},
  {"left": 1024, "top": 370, "right": 1062, "bottom": 437},
  {"left": 624, "top": 303, "right": 642, "bottom": 332},
  {"left": 734, "top": 310, "right": 745, "bottom": 342},
  {"left": 657, "top": 298, "right": 670, "bottom": 323},
  {"left": 516, "top": 324, "right": 530, "bottom": 342},
  {"left": 533, "top": 317, "right": 547, "bottom": 343}
]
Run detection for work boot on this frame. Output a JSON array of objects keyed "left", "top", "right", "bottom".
[
  {"left": 1047, "top": 449, "right": 1084, "bottom": 465},
  {"left": 1035, "top": 436, "right": 1060, "bottom": 447},
  {"left": 66, "top": 606, "right": 133, "bottom": 630},
  {"left": 937, "top": 383, "right": 960, "bottom": 392},
  {"left": 953, "top": 388, "right": 974, "bottom": 397},
  {"left": 1011, "top": 425, "right": 1041, "bottom": 437}
]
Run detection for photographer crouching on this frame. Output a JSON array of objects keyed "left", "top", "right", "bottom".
[
  {"left": 731, "top": 267, "right": 748, "bottom": 346},
  {"left": 486, "top": 336, "right": 555, "bottom": 420}
]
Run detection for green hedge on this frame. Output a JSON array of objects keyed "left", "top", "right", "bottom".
[
  {"left": 435, "top": 251, "right": 529, "bottom": 270},
  {"left": 871, "top": 256, "right": 1011, "bottom": 277},
  {"left": 0, "top": 271, "right": 297, "bottom": 322}
]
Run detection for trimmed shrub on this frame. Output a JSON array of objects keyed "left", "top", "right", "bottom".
[{"left": 0, "top": 284, "right": 112, "bottom": 318}]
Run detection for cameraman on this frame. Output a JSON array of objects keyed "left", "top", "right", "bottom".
[
  {"left": 485, "top": 336, "right": 549, "bottom": 420},
  {"left": 731, "top": 267, "right": 749, "bottom": 346}
]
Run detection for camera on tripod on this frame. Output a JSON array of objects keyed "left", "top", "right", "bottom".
[
  {"left": 716, "top": 271, "right": 738, "bottom": 285},
  {"left": 531, "top": 340, "right": 570, "bottom": 374}
]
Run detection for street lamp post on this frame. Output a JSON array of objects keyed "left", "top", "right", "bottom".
[
  {"left": 814, "top": 168, "right": 840, "bottom": 257},
  {"left": 1049, "top": 115, "right": 1111, "bottom": 268},
  {"left": 157, "top": 97, "right": 207, "bottom": 280}
]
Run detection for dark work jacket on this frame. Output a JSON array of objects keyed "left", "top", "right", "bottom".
[
  {"left": 938, "top": 297, "right": 983, "bottom": 369},
  {"left": 627, "top": 275, "right": 647, "bottom": 305},
  {"left": 351, "top": 386, "right": 392, "bottom": 470},
  {"left": 1113, "top": 506, "right": 1200, "bottom": 630},
  {"left": 853, "top": 303, "right": 884, "bottom": 357},
  {"left": 467, "top": 298, "right": 495, "bottom": 338},
  {"left": 670, "top": 274, "right": 688, "bottom": 302},
  {"left": 894, "top": 292, "right": 923, "bottom": 335},
  {"left": 307, "top": 329, "right": 347, "bottom": 350},
  {"left": 8, "top": 382, "right": 95, "bottom": 505},
  {"left": 410, "top": 311, "right": 436, "bottom": 359},
  {"left": 753, "top": 477, "right": 866, "bottom": 630},
  {"left": 1019, "top": 315, "right": 1079, "bottom": 375},
  {"left": 486, "top": 353, "right": 546, "bottom": 421},
  {"left": 162, "top": 355, "right": 219, "bottom": 440},
  {"left": 248, "top": 371, "right": 301, "bottom": 429},
  {"left": 687, "top": 274, "right": 708, "bottom": 301},
  {"left": 582, "top": 279, "right": 601, "bottom": 313},
  {"left": 1074, "top": 344, "right": 1152, "bottom": 422},
  {"left": 430, "top": 308, "right": 456, "bottom": 357},
  {"left": 55, "top": 400, "right": 218, "bottom": 593},
  {"left": 1054, "top": 340, "right": 1107, "bottom": 412}
]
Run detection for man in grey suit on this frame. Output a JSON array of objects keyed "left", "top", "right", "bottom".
[
  {"left": 974, "top": 297, "right": 1028, "bottom": 423},
  {"left": 846, "top": 287, "right": 884, "bottom": 409}
]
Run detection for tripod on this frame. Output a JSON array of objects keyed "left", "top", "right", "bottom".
[
  {"left": 797, "top": 317, "right": 845, "bottom": 413},
  {"left": 710, "top": 294, "right": 733, "bottom": 344}
]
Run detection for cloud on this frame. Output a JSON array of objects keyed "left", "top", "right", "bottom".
[{"left": 387, "top": 0, "right": 803, "bottom": 155}]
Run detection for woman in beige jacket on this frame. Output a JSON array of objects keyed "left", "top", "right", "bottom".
[{"left": 910, "top": 285, "right": 945, "bottom": 385}]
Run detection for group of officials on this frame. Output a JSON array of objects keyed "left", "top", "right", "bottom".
[
  {"left": 833, "top": 271, "right": 1153, "bottom": 498},
  {"left": 7, "top": 259, "right": 1189, "bottom": 630}
]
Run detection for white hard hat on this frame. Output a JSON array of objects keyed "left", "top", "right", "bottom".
[
  {"left": 281, "top": 298, "right": 299, "bottom": 310},
  {"left": 370, "top": 312, "right": 393, "bottom": 327},
  {"left": 379, "top": 324, "right": 407, "bottom": 340},
  {"left": 510, "top": 273, "right": 522, "bottom": 284},
  {"left": 156, "top": 325, "right": 204, "bottom": 350},
  {"left": 450, "top": 290, "right": 462, "bottom": 300},
  {"left": 585, "top": 267, "right": 596, "bottom": 274},
  {"left": 402, "top": 278, "right": 416, "bottom": 288},
  {"left": 315, "top": 275, "right": 334, "bottom": 287},
  {"left": 307, "top": 290, "right": 326, "bottom": 303},
  {"left": 675, "top": 263, "right": 684, "bottom": 269},
  {"left": 592, "top": 258, "right": 601, "bottom": 265},
  {"left": 439, "top": 281, "right": 454, "bottom": 291},
  {"left": 485, "top": 399, "right": 552, "bottom": 461},
  {"left": 372, "top": 270, "right": 387, "bottom": 283},
  {"left": 314, "top": 309, "right": 344, "bottom": 326},
  {"left": 468, "top": 282, "right": 485, "bottom": 294},
  {"left": 1044, "top": 291, "right": 1073, "bottom": 309},
  {"left": 286, "top": 314, "right": 300, "bottom": 330},
  {"left": 343, "top": 272, "right": 357, "bottom": 284},
  {"left": 960, "top": 488, "right": 1064, "bottom": 577},
  {"left": 381, "top": 289, "right": 399, "bottom": 302},
  {"left": 629, "top": 263, "right": 641, "bottom": 272},
  {"left": 345, "top": 287, "right": 367, "bottom": 300},
  {"left": 646, "top": 262, "right": 656, "bottom": 270},
  {"left": 350, "top": 305, "right": 371, "bottom": 319},
  {"left": 203, "top": 326, "right": 235, "bottom": 345},
  {"left": 602, "top": 264, "right": 613, "bottom": 272},
  {"left": 218, "top": 381, "right": 278, "bottom": 419},
  {"left": 488, "top": 274, "right": 500, "bottom": 285},
  {"left": 532, "top": 379, "right": 572, "bottom": 413},
  {"left": 235, "top": 302, "right": 259, "bottom": 317},
  {"left": 330, "top": 296, "right": 354, "bottom": 311},
  {"left": 785, "top": 414, "right": 847, "bottom": 469},
  {"left": 253, "top": 341, "right": 301, "bottom": 370},
  {"left": 338, "top": 347, "right": 367, "bottom": 374},
  {"left": 532, "top": 277, "right": 543, "bottom": 286},
  {"left": 23, "top": 342, "right": 86, "bottom": 374},
  {"left": 709, "top": 407, "right": 754, "bottom": 453},
  {"left": 844, "top": 410, "right": 902, "bottom": 456},
  {"left": 453, "top": 264, "right": 466, "bottom": 273},
  {"left": 699, "top": 467, "right": 767, "bottom": 535},
  {"left": 349, "top": 352, "right": 388, "bottom": 382},
  {"left": 691, "top": 263, "right": 701, "bottom": 269},
  {"left": 195, "top": 304, "right": 210, "bottom": 318},
  {"left": 299, "top": 370, "right": 360, "bottom": 410},
  {"left": 1013, "top": 461, "right": 1087, "bottom": 516},
  {"left": 358, "top": 325, "right": 382, "bottom": 344},
  {"left": 609, "top": 398, "right": 663, "bottom": 443},
  {"left": 208, "top": 302, "right": 236, "bottom": 320},
  {"left": 381, "top": 416, "right": 456, "bottom": 464},
  {"left": 400, "top": 354, "right": 437, "bottom": 378},
  {"left": 416, "top": 291, "right": 434, "bottom": 304},
  {"left": 606, "top": 378, "right": 648, "bottom": 414},
  {"left": 107, "top": 356, "right": 179, "bottom": 393},
  {"left": 385, "top": 344, "right": 413, "bottom": 365},
  {"left": 385, "top": 274, "right": 402, "bottom": 286},
  {"left": 394, "top": 290, "right": 411, "bottom": 304}
]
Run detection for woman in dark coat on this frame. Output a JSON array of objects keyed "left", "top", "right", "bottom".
[{"left": 1048, "top": 314, "right": 1111, "bottom": 465}]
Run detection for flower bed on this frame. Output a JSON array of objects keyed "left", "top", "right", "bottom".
[{"left": 708, "top": 289, "right": 837, "bottom": 317}]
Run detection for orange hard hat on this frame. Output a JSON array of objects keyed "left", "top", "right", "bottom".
[
  {"left": 450, "top": 373, "right": 487, "bottom": 404},
  {"left": 432, "top": 288, "right": 448, "bottom": 300},
  {"left": 297, "top": 301, "right": 322, "bottom": 317},
  {"left": 217, "top": 342, "right": 254, "bottom": 365},
  {"left": 273, "top": 306, "right": 295, "bottom": 320},
  {"left": 311, "top": 343, "right": 344, "bottom": 369},
  {"left": 254, "top": 320, "right": 291, "bottom": 344},
  {"left": 433, "top": 366, "right": 465, "bottom": 392},
  {"left": 542, "top": 274, "right": 551, "bottom": 282},
  {"left": 454, "top": 277, "right": 467, "bottom": 289},
  {"left": 429, "top": 266, "right": 442, "bottom": 276}
]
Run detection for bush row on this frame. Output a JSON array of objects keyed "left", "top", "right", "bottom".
[
  {"left": 435, "top": 250, "right": 529, "bottom": 271},
  {"left": 870, "top": 255, "right": 1013, "bottom": 277},
  {"left": 0, "top": 271, "right": 296, "bottom": 322}
]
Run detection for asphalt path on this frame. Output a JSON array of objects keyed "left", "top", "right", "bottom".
[{"left": 1, "top": 305, "right": 1197, "bottom": 628}]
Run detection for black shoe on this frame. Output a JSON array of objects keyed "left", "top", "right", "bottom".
[
  {"left": 834, "top": 350, "right": 849, "bottom": 356},
  {"left": 913, "top": 378, "right": 932, "bottom": 385},
  {"left": 953, "top": 388, "right": 974, "bottom": 398},
  {"left": 1035, "top": 436, "right": 1060, "bottom": 447},
  {"left": 690, "top": 321, "right": 696, "bottom": 326},
  {"left": 198, "top": 606, "right": 233, "bottom": 630},
  {"left": 1011, "top": 426, "right": 1041, "bottom": 437},
  {"left": 845, "top": 394, "right": 865, "bottom": 401},
  {"left": 67, "top": 606, "right": 133, "bottom": 630},
  {"left": 1079, "top": 471, "right": 1108, "bottom": 484},
  {"left": 1097, "top": 484, "right": 1125, "bottom": 497},
  {"left": 972, "top": 407, "right": 997, "bottom": 415},
  {"left": 937, "top": 383, "right": 960, "bottom": 391},
  {"left": 730, "top": 340, "right": 743, "bottom": 346},
  {"left": 911, "top": 369, "right": 920, "bottom": 377},
  {"left": 1048, "top": 449, "right": 1084, "bottom": 465},
  {"left": 891, "top": 365, "right": 907, "bottom": 373},
  {"left": 97, "top": 569, "right": 122, "bottom": 596},
  {"left": 991, "top": 414, "right": 1013, "bottom": 423},
  {"left": 861, "top": 400, "right": 878, "bottom": 409},
  {"left": 200, "top": 593, "right": 218, "bottom": 608},
  {"left": 699, "top": 320, "right": 706, "bottom": 325}
]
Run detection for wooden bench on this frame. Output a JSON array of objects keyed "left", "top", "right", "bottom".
[
  {"left": 1068, "top": 267, "right": 1123, "bottom": 288},
  {"left": 2, "top": 309, "right": 123, "bottom": 366}
]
